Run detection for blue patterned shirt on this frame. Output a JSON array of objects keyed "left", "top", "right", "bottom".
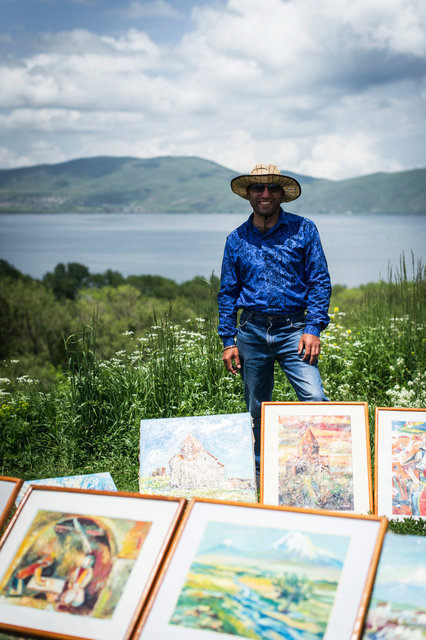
[{"left": 217, "top": 208, "right": 332, "bottom": 347}]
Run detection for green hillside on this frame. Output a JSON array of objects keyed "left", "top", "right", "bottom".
[
  {"left": 0, "top": 155, "right": 424, "bottom": 214},
  {"left": 293, "top": 168, "right": 426, "bottom": 215}
]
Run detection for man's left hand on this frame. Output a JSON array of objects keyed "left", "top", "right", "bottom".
[{"left": 298, "top": 333, "right": 321, "bottom": 365}]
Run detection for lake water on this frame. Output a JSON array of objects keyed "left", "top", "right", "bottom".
[{"left": 0, "top": 212, "right": 424, "bottom": 287}]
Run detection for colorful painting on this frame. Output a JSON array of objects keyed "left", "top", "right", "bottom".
[
  {"left": 169, "top": 520, "right": 350, "bottom": 639},
  {"left": 391, "top": 418, "right": 426, "bottom": 516},
  {"left": 139, "top": 413, "right": 257, "bottom": 502},
  {"left": 363, "top": 532, "right": 426, "bottom": 639},
  {"left": 0, "top": 509, "right": 151, "bottom": 619},
  {"left": 15, "top": 472, "right": 117, "bottom": 507},
  {"left": 277, "top": 415, "right": 354, "bottom": 510}
]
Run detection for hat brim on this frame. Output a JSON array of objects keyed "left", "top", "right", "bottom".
[{"left": 231, "top": 174, "right": 301, "bottom": 203}]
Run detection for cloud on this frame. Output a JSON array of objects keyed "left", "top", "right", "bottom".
[
  {"left": 0, "top": 0, "right": 425, "bottom": 177},
  {"left": 123, "top": 1, "right": 182, "bottom": 19}
]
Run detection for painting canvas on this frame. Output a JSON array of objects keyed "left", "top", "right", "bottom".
[
  {"left": 363, "top": 532, "right": 426, "bottom": 639},
  {"left": 0, "top": 477, "right": 23, "bottom": 531},
  {"left": 375, "top": 407, "right": 426, "bottom": 518},
  {"left": 135, "top": 499, "right": 387, "bottom": 640},
  {"left": 0, "top": 487, "right": 185, "bottom": 639},
  {"left": 139, "top": 413, "right": 257, "bottom": 502},
  {"left": 261, "top": 403, "right": 372, "bottom": 514},
  {"left": 15, "top": 472, "right": 118, "bottom": 507}
]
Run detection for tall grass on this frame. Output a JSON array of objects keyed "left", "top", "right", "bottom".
[{"left": 0, "top": 258, "right": 424, "bottom": 533}]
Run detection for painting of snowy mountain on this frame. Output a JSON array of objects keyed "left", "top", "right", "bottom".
[{"left": 169, "top": 521, "right": 350, "bottom": 639}]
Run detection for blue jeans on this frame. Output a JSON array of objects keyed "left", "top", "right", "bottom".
[{"left": 236, "top": 310, "right": 328, "bottom": 462}]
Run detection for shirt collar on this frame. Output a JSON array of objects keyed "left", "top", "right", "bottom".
[{"left": 249, "top": 207, "right": 287, "bottom": 236}]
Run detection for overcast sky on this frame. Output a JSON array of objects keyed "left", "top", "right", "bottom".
[{"left": 1, "top": 0, "right": 425, "bottom": 179}]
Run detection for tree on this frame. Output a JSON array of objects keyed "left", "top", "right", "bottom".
[
  {"left": 0, "top": 259, "right": 31, "bottom": 281},
  {"left": 43, "top": 262, "right": 91, "bottom": 299},
  {"left": 274, "top": 573, "right": 313, "bottom": 613},
  {"left": 89, "top": 269, "right": 126, "bottom": 288},
  {"left": 0, "top": 277, "right": 72, "bottom": 365}
]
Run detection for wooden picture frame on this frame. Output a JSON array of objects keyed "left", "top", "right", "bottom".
[
  {"left": 375, "top": 406, "right": 426, "bottom": 518},
  {"left": 260, "top": 402, "right": 373, "bottom": 514},
  {"left": 0, "top": 477, "right": 23, "bottom": 532},
  {"left": 0, "top": 486, "right": 186, "bottom": 640},
  {"left": 363, "top": 531, "right": 426, "bottom": 638},
  {"left": 134, "top": 498, "right": 387, "bottom": 640}
]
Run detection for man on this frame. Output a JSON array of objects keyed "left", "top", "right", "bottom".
[{"left": 217, "top": 163, "right": 331, "bottom": 467}]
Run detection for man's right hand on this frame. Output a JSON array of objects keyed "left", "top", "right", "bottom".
[{"left": 222, "top": 346, "right": 241, "bottom": 375}]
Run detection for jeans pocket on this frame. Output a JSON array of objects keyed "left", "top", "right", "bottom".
[
  {"left": 290, "top": 321, "right": 306, "bottom": 330},
  {"left": 238, "top": 311, "right": 251, "bottom": 329}
]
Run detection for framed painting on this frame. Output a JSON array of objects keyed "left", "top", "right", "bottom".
[
  {"left": 363, "top": 531, "right": 426, "bottom": 639},
  {"left": 0, "top": 477, "right": 23, "bottom": 531},
  {"left": 0, "top": 486, "right": 186, "bottom": 640},
  {"left": 261, "top": 402, "right": 373, "bottom": 514},
  {"left": 134, "top": 499, "right": 387, "bottom": 640},
  {"left": 139, "top": 413, "right": 257, "bottom": 502},
  {"left": 375, "top": 407, "right": 426, "bottom": 518},
  {"left": 15, "top": 472, "right": 117, "bottom": 507}
]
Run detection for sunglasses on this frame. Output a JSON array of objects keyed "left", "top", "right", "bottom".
[{"left": 249, "top": 183, "right": 282, "bottom": 193}]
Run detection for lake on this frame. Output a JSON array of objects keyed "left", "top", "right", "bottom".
[{"left": 0, "top": 212, "right": 424, "bottom": 287}]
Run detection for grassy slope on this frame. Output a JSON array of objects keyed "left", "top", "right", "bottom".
[
  {"left": 0, "top": 156, "right": 425, "bottom": 213},
  {"left": 292, "top": 168, "right": 426, "bottom": 215}
]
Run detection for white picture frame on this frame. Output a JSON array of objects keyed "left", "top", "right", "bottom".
[
  {"left": 261, "top": 402, "right": 373, "bottom": 514},
  {"left": 0, "top": 486, "right": 186, "bottom": 639},
  {"left": 134, "top": 498, "right": 387, "bottom": 640},
  {"left": 375, "top": 406, "right": 426, "bottom": 519}
]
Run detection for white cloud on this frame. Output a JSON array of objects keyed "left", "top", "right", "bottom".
[
  {"left": 0, "top": 0, "right": 425, "bottom": 177},
  {"left": 124, "top": 1, "right": 182, "bottom": 19}
]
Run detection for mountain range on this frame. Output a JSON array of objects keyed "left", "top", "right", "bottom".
[
  {"left": 0, "top": 155, "right": 424, "bottom": 214},
  {"left": 200, "top": 530, "right": 343, "bottom": 568}
]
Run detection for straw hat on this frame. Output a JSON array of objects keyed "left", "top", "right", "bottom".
[{"left": 230, "top": 163, "right": 301, "bottom": 203}]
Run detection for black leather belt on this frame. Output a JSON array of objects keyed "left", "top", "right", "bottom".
[{"left": 240, "top": 309, "right": 306, "bottom": 325}]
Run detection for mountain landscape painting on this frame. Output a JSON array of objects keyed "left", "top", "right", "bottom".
[
  {"left": 363, "top": 532, "right": 426, "bottom": 639},
  {"left": 169, "top": 520, "right": 350, "bottom": 639}
]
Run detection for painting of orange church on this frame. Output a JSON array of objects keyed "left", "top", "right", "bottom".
[{"left": 277, "top": 415, "right": 354, "bottom": 511}]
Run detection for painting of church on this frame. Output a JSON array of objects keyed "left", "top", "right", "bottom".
[
  {"left": 278, "top": 416, "right": 354, "bottom": 511},
  {"left": 169, "top": 433, "right": 225, "bottom": 490},
  {"left": 285, "top": 428, "right": 330, "bottom": 476}
]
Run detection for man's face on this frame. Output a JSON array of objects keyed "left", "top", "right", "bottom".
[{"left": 247, "top": 183, "right": 283, "bottom": 218}]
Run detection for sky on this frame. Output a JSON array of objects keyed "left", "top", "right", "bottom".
[{"left": 1, "top": 0, "right": 425, "bottom": 180}]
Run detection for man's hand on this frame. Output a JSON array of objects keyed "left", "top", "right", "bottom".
[
  {"left": 222, "top": 346, "right": 241, "bottom": 375},
  {"left": 298, "top": 333, "right": 321, "bottom": 365}
]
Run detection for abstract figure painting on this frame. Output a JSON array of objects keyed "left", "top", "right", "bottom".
[
  {"left": 363, "top": 532, "right": 426, "bottom": 639},
  {"left": 15, "top": 472, "right": 117, "bottom": 507},
  {"left": 135, "top": 499, "right": 387, "bottom": 640},
  {"left": 375, "top": 407, "right": 426, "bottom": 518},
  {"left": 139, "top": 413, "right": 257, "bottom": 502},
  {"left": 0, "top": 477, "right": 23, "bottom": 531},
  {"left": 1, "top": 511, "right": 150, "bottom": 617},
  {"left": 261, "top": 403, "right": 373, "bottom": 514},
  {"left": 0, "top": 487, "right": 185, "bottom": 639}
]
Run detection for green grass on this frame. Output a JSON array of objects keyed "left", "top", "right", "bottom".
[{"left": 0, "top": 259, "right": 425, "bottom": 536}]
